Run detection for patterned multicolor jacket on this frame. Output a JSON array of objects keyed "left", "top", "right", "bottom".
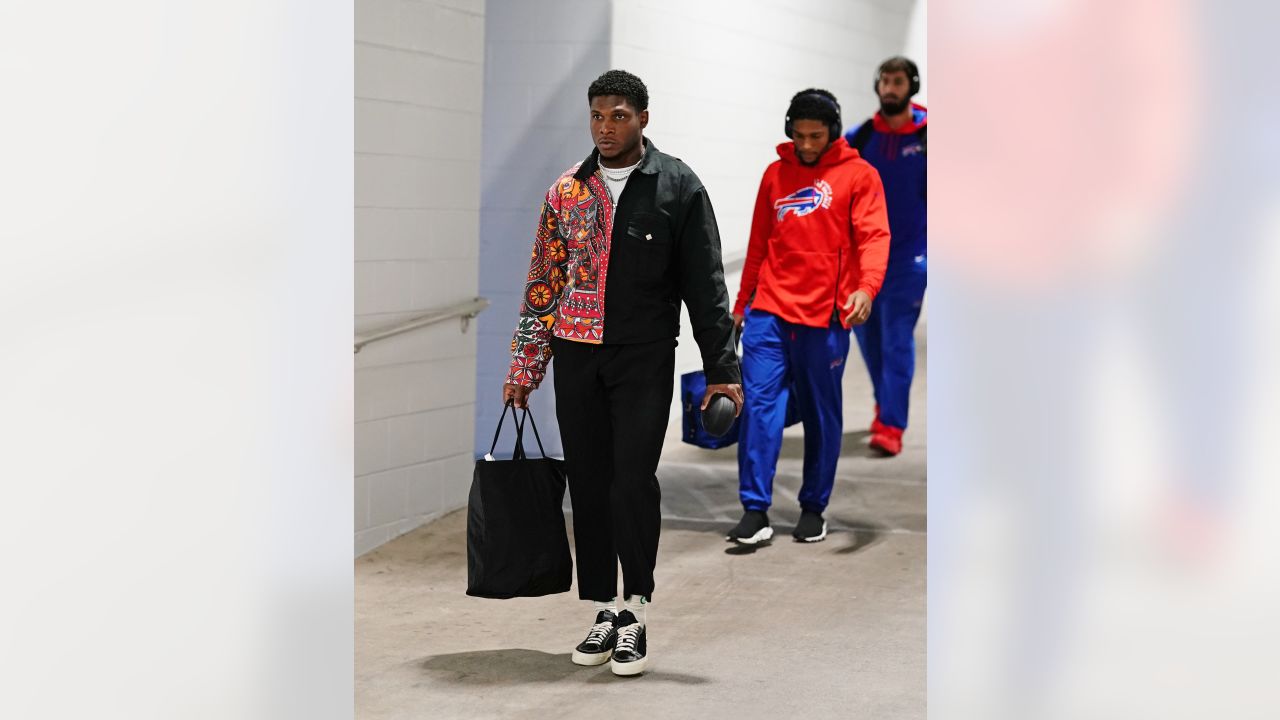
[{"left": 507, "top": 139, "right": 739, "bottom": 389}]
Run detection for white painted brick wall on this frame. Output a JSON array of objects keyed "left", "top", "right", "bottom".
[
  {"left": 356, "top": 0, "right": 486, "bottom": 557},
  {"left": 905, "top": 0, "right": 927, "bottom": 103},
  {"left": 474, "top": 0, "right": 613, "bottom": 458}
]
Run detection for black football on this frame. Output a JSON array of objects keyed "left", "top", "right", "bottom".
[{"left": 702, "top": 393, "right": 737, "bottom": 437}]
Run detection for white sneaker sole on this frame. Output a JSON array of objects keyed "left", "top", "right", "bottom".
[
  {"left": 727, "top": 526, "right": 774, "bottom": 545},
  {"left": 794, "top": 521, "right": 828, "bottom": 543},
  {"left": 571, "top": 649, "right": 612, "bottom": 666},
  {"left": 610, "top": 655, "right": 648, "bottom": 676}
]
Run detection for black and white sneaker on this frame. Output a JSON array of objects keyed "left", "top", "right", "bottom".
[
  {"left": 726, "top": 510, "right": 773, "bottom": 545},
  {"left": 792, "top": 510, "right": 828, "bottom": 542},
  {"left": 571, "top": 610, "right": 617, "bottom": 666},
  {"left": 609, "top": 610, "right": 648, "bottom": 676}
]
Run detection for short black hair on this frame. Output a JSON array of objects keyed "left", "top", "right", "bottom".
[
  {"left": 787, "top": 88, "right": 841, "bottom": 127},
  {"left": 588, "top": 69, "right": 649, "bottom": 112}
]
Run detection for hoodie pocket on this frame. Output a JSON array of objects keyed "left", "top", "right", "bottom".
[{"left": 761, "top": 248, "right": 840, "bottom": 313}]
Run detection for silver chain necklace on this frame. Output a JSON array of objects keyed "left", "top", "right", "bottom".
[{"left": 598, "top": 150, "right": 643, "bottom": 181}]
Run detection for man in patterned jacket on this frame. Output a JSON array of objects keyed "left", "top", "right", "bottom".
[{"left": 501, "top": 70, "right": 741, "bottom": 676}]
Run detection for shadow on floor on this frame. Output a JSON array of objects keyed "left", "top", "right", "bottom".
[
  {"left": 721, "top": 522, "right": 888, "bottom": 556},
  {"left": 831, "top": 521, "right": 887, "bottom": 554},
  {"left": 660, "top": 515, "right": 890, "bottom": 556},
  {"left": 420, "top": 649, "right": 710, "bottom": 686},
  {"left": 724, "top": 539, "right": 768, "bottom": 555},
  {"left": 421, "top": 649, "right": 590, "bottom": 685}
]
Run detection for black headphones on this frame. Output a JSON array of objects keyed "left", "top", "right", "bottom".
[
  {"left": 874, "top": 57, "right": 921, "bottom": 97},
  {"left": 784, "top": 92, "right": 842, "bottom": 141}
]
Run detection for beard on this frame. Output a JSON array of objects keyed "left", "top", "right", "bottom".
[{"left": 879, "top": 96, "right": 910, "bottom": 115}]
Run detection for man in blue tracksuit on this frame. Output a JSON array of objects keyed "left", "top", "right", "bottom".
[{"left": 845, "top": 56, "right": 928, "bottom": 456}]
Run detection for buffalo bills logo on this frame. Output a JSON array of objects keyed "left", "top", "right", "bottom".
[{"left": 774, "top": 179, "right": 833, "bottom": 221}]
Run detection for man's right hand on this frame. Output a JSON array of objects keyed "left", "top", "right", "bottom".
[
  {"left": 502, "top": 382, "right": 533, "bottom": 409},
  {"left": 732, "top": 312, "right": 744, "bottom": 330}
]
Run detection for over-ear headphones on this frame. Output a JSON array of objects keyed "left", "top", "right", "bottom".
[
  {"left": 784, "top": 92, "right": 843, "bottom": 141},
  {"left": 874, "top": 57, "right": 921, "bottom": 97}
]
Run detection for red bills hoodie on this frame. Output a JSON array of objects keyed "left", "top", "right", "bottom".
[{"left": 733, "top": 140, "right": 890, "bottom": 328}]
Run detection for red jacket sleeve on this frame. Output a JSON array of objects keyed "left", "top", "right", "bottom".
[
  {"left": 733, "top": 169, "right": 775, "bottom": 315},
  {"left": 850, "top": 166, "right": 890, "bottom": 300}
]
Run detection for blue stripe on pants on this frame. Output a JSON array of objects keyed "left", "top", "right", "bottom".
[
  {"left": 852, "top": 263, "right": 926, "bottom": 430},
  {"left": 737, "top": 308, "right": 850, "bottom": 514}
]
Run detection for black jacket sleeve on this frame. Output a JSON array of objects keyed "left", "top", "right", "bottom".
[{"left": 677, "top": 185, "right": 741, "bottom": 385}]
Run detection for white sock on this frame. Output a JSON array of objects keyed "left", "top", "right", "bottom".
[
  {"left": 624, "top": 595, "right": 647, "bottom": 626},
  {"left": 592, "top": 598, "right": 616, "bottom": 618}
]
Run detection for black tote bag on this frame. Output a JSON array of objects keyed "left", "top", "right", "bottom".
[{"left": 465, "top": 403, "right": 572, "bottom": 599}]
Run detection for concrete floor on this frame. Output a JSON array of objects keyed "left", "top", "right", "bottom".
[{"left": 356, "top": 328, "right": 926, "bottom": 719}]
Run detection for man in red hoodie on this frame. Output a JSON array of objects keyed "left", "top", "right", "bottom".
[{"left": 726, "top": 89, "right": 890, "bottom": 545}]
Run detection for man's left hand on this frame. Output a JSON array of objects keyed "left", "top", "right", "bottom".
[{"left": 702, "top": 383, "right": 744, "bottom": 417}]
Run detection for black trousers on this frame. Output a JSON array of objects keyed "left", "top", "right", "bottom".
[{"left": 551, "top": 337, "right": 674, "bottom": 602}]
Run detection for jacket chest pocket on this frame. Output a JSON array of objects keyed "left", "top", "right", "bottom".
[{"left": 625, "top": 211, "right": 673, "bottom": 280}]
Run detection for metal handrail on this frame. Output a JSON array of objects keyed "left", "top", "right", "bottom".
[
  {"left": 354, "top": 296, "right": 490, "bottom": 353},
  {"left": 351, "top": 249, "right": 743, "bottom": 355}
]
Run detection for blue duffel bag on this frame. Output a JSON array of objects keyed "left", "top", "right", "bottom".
[
  {"left": 680, "top": 369, "right": 738, "bottom": 449},
  {"left": 680, "top": 370, "right": 800, "bottom": 449}
]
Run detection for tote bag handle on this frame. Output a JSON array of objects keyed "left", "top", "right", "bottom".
[{"left": 488, "top": 401, "right": 549, "bottom": 459}]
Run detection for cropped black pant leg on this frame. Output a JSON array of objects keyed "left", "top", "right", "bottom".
[{"left": 552, "top": 337, "right": 674, "bottom": 602}]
